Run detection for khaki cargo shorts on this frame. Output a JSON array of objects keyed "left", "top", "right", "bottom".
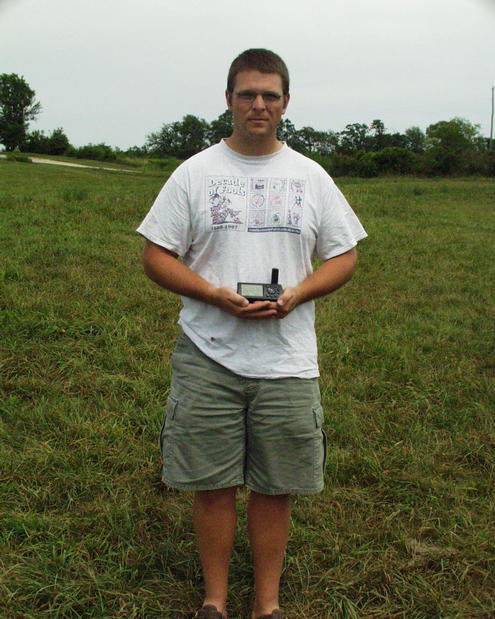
[{"left": 159, "top": 331, "right": 327, "bottom": 495}]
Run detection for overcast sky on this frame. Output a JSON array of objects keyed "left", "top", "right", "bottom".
[{"left": 1, "top": 0, "right": 494, "bottom": 148}]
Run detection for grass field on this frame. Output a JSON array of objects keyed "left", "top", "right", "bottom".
[{"left": 1, "top": 159, "right": 494, "bottom": 618}]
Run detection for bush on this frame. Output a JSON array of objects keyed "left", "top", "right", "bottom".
[
  {"left": 22, "top": 128, "right": 71, "bottom": 155},
  {"left": 320, "top": 152, "right": 357, "bottom": 176},
  {"left": 424, "top": 118, "right": 484, "bottom": 175},
  {"left": 73, "top": 143, "right": 116, "bottom": 161},
  {"left": 356, "top": 152, "right": 379, "bottom": 177},
  {"left": 483, "top": 151, "right": 495, "bottom": 176},
  {"left": 124, "top": 145, "right": 148, "bottom": 157},
  {"left": 46, "top": 128, "right": 70, "bottom": 155},
  {"left": 309, "top": 151, "right": 378, "bottom": 177},
  {"left": 373, "top": 147, "right": 417, "bottom": 175},
  {"left": 6, "top": 149, "right": 32, "bottom": 163},
  {"left": 21, "top": 130, "right": 48, "bottom": 153}
]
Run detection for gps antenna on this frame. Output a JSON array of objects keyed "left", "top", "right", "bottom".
[{"left": 271, "top": 268, "right": 279, "bottom": 284}]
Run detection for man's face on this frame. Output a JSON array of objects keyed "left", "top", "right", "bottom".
[{"left": 226, "top": 70, "right": 289, "bottom": 143}]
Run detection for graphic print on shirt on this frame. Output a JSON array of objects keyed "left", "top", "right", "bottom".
[
  {"left": 207, "top": 177, "right": 247, "bottom": 230},
  {"left": 206, "top": 176, "right": 305, "bottom": 234}
]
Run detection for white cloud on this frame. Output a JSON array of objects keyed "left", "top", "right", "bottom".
[{"left": 1, "top": 0, "right": 493, "bottom": 147}]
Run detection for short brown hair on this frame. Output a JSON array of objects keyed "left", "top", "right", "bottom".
[{"left": 227, "top": 49, "right": 290, "bottom": 95}]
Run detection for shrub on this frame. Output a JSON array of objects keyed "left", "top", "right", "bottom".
[
  {"left": 22, "top": 127, "right": 71, "bottom": 155},
  {"left": 74, "top": 143, "right": 116, "bottom": 161},
  {"left": 373, "top": 147, "right": 417, "bottom": 175},
  {"left": 356, "top": 152, "right": 379, "bottom": 177},
  {"left": 6, "top": 149, "right": 32, "bottom": 163},
  {"left": 484, "top": 151, "right": 495, "bottom": 176},
  {"left": 322, "top": 152, "right": 357, "bottom": 176},
  {"left": 47, "top": 128, "right": 70, "bottom": 155}
]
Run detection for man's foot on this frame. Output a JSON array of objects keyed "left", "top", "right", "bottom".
[{"left": 194, "top": 604, "right": 226, "bottom": 619}]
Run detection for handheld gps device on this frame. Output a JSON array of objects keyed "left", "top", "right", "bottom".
[{"left": 237, "top": 269, "right": 283, "bottom": 303}]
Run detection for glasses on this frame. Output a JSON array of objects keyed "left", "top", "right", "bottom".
[{"left": 234, "top": 91, "right": 283, "bottom": 104}]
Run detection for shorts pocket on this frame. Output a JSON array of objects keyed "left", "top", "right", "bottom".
[
  {"left": 159, "top": 395, "right": 178, "bottom": 455},
  {"left": 247, "top": 402, "right": 327, "bottom": 493}
]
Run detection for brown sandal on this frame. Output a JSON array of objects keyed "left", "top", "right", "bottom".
[
  {"left": 255, "top": 611, "right": 285, "bottom": 619},
  {"left": 194, "top": 604, "right": 225, "bottom": 619}
]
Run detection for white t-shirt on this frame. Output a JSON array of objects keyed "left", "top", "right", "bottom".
[{"left": 137, "top": 140, "right": 367, "bottom": 378}]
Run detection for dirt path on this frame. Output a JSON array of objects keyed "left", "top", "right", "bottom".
[{"left": 0, "top": 154, "right": 137, "bottom": 173}]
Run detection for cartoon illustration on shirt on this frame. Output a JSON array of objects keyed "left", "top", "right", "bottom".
[
  {"left": 271, "top": 178, "right": 287, "bottom": 193},
  {"left": 251, "top": 193, "right": 265, "bottom": 208},
  {"left": 206, "top": 175, "right": 304, "bottom": 233},
  {"left": 209, "top": 193, "right": 243, "bottom": 225},
  {"left": 269, "top": 194, "right": 283, "bottom": 208},
  {"left": 290, "top": 179, "right": 304, "bottom": 194},
  {"left": 249, "top": 211, "right": 265, "bottom": 227},
  {"left": 287, "top": 207, "right": 301, "bottom": 227},
  {"left": 251, "top": 178, "right": 267, "bottom": 192}
]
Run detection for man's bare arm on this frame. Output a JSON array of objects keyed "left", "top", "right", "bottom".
[
  {"left": 142, "top": 240, "right": 277, "bottom": 319},
  {"left": 275, "top": 247, "right": 357, "bottom": 318}
]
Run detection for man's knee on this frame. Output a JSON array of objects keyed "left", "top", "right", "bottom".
[
  {"left": 248, "top": 491, "right": 290, "bottom": 511},
  {"left": 195, "top": 486, "right": 238, "bottom": 509}
]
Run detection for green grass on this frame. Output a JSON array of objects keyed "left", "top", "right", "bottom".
[{"left": 1, "top": 160, "right": 494, "bottom": 618}]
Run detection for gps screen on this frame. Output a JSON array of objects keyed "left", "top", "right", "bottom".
[{"left": 240, "top": 284, "right": 263, "bottom": 297}]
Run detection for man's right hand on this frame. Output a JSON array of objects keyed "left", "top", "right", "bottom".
[{"left": 209, "top": 286, "right": 278, "bottom": 319}]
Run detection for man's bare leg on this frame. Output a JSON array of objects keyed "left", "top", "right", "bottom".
[
  {"left": 193, "top": 487, "right": 237, "bottom": 617},
  {"left": 247, "top": 491, "right": 291, "bottom": 618}
]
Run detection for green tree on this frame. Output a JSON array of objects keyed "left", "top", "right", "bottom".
[
  {"left": 207, "top": 110, "right": 233, "bottom": 145},
  {"left": 338, "top": 123, "right": 369, "bottom": 154},
  {"left": 369, "top": 119, "right": 386, "bottom": 151},
  {"left": 277, "top": 118, "right": 304, "bottom": 151},
  {"left": 46, "top": 128, "right": 70, "bottom": 155},
  {"left": 373, "top": 147, "right": 417, "bottom": 174},
  {"left": 425, "top": 117, "right": 484, "bottom": 174},
  {"left": 404, "top": 126, "right": 426, "bottom": 153},
  {"left": 76, "top": 143, "right": 116, "bottom": 161},
  {"left": 298, "top": 126, "right": 322, "bottom": 153},
  {"left": 296, "top": 126, "right": 338, "bottom": 156},
  {"left": 24, "top": 127, "right": 70, "bottom": 155},
  {"left": 22, "top": 129, "right": 48, "bottom": 153},
  {"left": 125, "top": 145, "right": 148, "bottom": 157},
  {"left": 146, "top": 121, "right": 181, "bottom": 156},
  {"left": 356, "top": 152, "right": 379, "bottom": 177},
  {"left": 179, "top": 114, "right": 209, "bottom": 158},
  {"left": 147, "top": 114, "right": 209, "bottom": 158},
  {"left": 0, "top": 73, "right": 41, "bottom": 151}
]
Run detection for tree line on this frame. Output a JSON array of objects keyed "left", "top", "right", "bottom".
[
  {"left": 1, "top": 73, "right": 494, "bottom": 176},
  {"left": 145, "top": 113, "right": 494, "bottom": 177}
]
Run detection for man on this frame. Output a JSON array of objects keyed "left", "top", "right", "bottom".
[{"left": 137, "top": 49, "right": 367, "bottom": 619}]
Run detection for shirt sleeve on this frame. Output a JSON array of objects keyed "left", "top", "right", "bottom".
[
  {"left": 136, "top": 173, "right": 192, "bottom": 257},
  {"left": 315, "top": 182, "right": 367, "bottom": 261}
]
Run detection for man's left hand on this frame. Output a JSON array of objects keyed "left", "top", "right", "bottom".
[{"left": 274, "top": 287, "right": 300, "bottom": 318}]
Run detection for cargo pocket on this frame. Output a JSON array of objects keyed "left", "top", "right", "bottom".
[
  {"left": 313, "top": 404, "right": 327, "bottom": 480},
  {"left": 159, "top": 395, "right": 178, "bottom": 457}
]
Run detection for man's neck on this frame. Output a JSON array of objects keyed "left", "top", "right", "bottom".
[{"left": 224, "top": 134, "right": 284, "bottom": 157}]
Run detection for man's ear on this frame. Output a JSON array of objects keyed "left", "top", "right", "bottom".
[
  {"left": 282, "top": 93, "right": 290, "bottom": 115},
  {"left": 225, "top": 90, "right": 233, "bottom": 110}
]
